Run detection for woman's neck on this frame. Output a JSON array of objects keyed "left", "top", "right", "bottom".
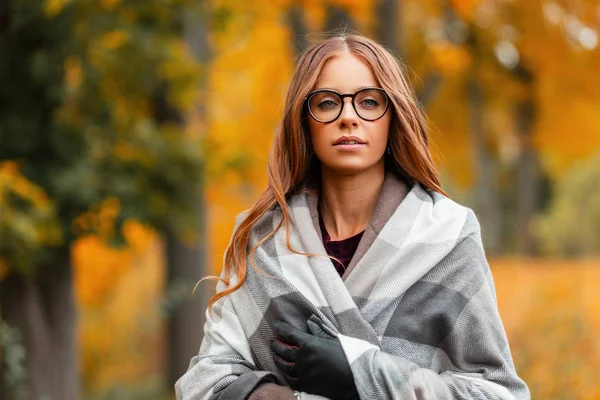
[{"left": 319, "top": 164, "right": 385, "bottom": 241}]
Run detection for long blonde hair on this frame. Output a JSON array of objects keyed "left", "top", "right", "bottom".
[{"left": 207, "top": 34, "right": 446, "bottom": 310}]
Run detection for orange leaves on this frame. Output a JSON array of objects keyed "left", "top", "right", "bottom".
[
  {"left": 0, "top": 159, "right": 19, "bottom": 176},
  {"left": 99, "top": 30, "right": 129, "bottom": 50},
  {"left": 205, "top": 6, "right": 293, "bottom": 177},
  {"left": 72, "top": 218, "right": 157, "bottom": 308},
  {"left": 72, "top": 195, "right": 157, "bottom": 308},
  {"left": 0, "top": 161, "right": 62, "bottom": 255},
  {"left": 205, "top": 16, "right": 290, "bottom": 171},
  {"left": 0, "top": 161, "right": 51, "bottom": 210},
  {"left": 122, "top": 219, "right": 156, "bottom": 252},
  {"left": 74, "top": 221, "right": 164, "bottom": 392},
  {"left": 101, "top": 0, "right": 120, "bottom": 10},
  {"left": 57, "top": 56, "right": 85, "bottom": 126},
  {"left": 534, "top": 84, "right": 600, "bottom": 179},
  {"left": 43, "top": 0, "right": 66, "bottom": 17},
  {"left": 72, "top": 197, "right": 121, "bottom": 240},
  {"left": 448, "top": 0, "right": 480, "bottom": 21},
  {"left": 429, "top": 43, "right": 472, "bottom": 76},
  {"left": 492, "top": 259, "right": 600, "bottom": 399},
  {"left": 72, "top": 235, "right": 132, "bottom": 307},
  {"left": 71, "top": 196, "right": 134, "bottom": 308},
  {"left": 64, "top": 56, "right": 83, "bottom": 91},
  {"left": 112, "top": 136, "right": 157, "bottom": 166},
  {"left": 203, "top": 0, "right": 295, "bottom": 273},
  {"left": 302, "top": 0, "right": 327, "bottom": 31},
  {"left": 71, "top": 199, "right": 163, "bottom": 392}
]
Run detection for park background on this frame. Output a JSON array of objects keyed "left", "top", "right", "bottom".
[{"left": 1, "top": 0, "right": 600, "bottom": 399}]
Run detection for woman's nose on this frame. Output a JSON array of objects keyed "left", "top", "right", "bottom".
[{"left": 338, "top": 99, "right": 359, "bottom": 127}]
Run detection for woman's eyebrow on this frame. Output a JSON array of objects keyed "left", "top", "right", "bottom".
[{"left": 312, "top": 85, "right": 380, "bottom": 93}]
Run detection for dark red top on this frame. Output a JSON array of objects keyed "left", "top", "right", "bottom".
[{"left": 318, "top": 213, "right": 364, "bottom": 276}]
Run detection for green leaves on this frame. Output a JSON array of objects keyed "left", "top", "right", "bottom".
[
  {"left": 534, "top": 153, "right": 600, "bottom": 257},
  {"left": 0, "top": 162, "right": 63, "bottom": 276},
  {"left": 0, "top": 0, "right": 206, "bottom": 275}
]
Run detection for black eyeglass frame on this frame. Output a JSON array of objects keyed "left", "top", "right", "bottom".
[{"left": 304, "top": 87, "right": 390, "bottom": 123}]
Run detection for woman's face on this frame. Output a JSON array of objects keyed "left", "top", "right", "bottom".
[{"left": 307, "top": 52, "right": 391, "bottom": 177}]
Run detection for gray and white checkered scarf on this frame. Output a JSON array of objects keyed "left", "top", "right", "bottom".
[{"left": 176, "top": 175, "right": 530, "bottom": 400}]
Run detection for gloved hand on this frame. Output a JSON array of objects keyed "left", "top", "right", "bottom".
[{"left": 270, "top": 320, "right": 359, "bottom": 400}]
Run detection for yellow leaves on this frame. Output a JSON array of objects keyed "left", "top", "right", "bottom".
[
  {"left": 204, "top": 2, "right": 294, "bottom": 272},
  {"left": 57, "top": 56, "right": 84, "bottom": 126},
  {"left": 72, "top": 197, "right": 120, "bottom": 240},
  {"left": 92, "top": 62, "right": 153, "bottom": 126},
  {"left": 430, "top": 43, "right": 472, "bottom": 76},
  {"left": 534, "top": 88, "right": 600, "bottom": 179},
  {"left": 113, "top": 140, "right": 139, "bottom": 162},
  {"left": 205, "top": 9, "right": 292, "bottom": 179},
  {"left": 0, "top": 161, "right": 62, "bottom": 248},
  {"left": 44, "top": 0, "right": 66, "bottom": 17},
  {"left": 0, "top": 160, "right": 19, "bottom": 175},
  {"left": 0, "top": 161, "right": 18, "bottom": 204},
  {"left": 302, "top": 0, "right": 327, "bottom": 31},
  {"left": 72, "top": 235, "right": 132, "bottom": 307},
  {"left": 121, "top": 219, "right": 155, "bottom": 252},
  {"left": 101, "top": 0, "right": 120, "bottom": 10},
  {"left": 74, "top": 221, "right": 164, "bottom": 392},
  {"left": 100, "top": 30, "right": 129, "bottom": 50},
  {"left": 73, "top": 219, "right": 158, "bottom": 308},
  {"left": 449, "top": 0, "right": 480, "bottom": 21},
  {"left": 64, "top": 55, "right": 83, "bottom": 91},
  {"left": 492, "top": 259, "right": 600, "bottom": 399},
  {"left": 111, "top": 126, "right": 158, "bottom": 166},
  {"left": 0, "top": 161, "right": 50, "bottom": 210},
  {"left": 426, "top": 77, "right": 474, "bottom": 189},
  {"left": 158, "top": 38, "right": 202, "bottom": 111}
]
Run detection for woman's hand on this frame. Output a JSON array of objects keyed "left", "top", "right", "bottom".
[{"left": 270, "top": 320, "right": 359, "bottom": 400}]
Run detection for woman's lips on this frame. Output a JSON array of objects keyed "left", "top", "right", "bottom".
[{"left": 334, "top": 143, "right": 366, "bottom": 152}]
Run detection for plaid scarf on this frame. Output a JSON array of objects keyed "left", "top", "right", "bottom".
[{"left": 176, "top": 175, "right": 529, "bottom": 400}]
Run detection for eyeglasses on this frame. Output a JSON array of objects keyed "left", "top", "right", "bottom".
[{"left": 305, "top": 87, "right": 390, "bottom": 123}]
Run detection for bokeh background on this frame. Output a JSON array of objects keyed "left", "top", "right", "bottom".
[{"left": 1, "top": 0, "right": 599, "bottom": 399}]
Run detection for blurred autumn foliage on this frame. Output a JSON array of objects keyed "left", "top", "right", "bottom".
[
  {"left": 493, "top": 260, "right": 600, "bottom": 400},
  {"left": 1, "top": 0, "right": 204, "bottom": 398},
  {"left": 2, "top": 0, "right": 600, "bottom": 399},
  {"left": 74, "top": 219, "right": 165, "bottom": 394}
]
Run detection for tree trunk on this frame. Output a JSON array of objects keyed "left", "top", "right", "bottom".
[
  {"left": 514, "top": 64, "right": 539, "bottom": 255},
  {"left": 165, "top": 213, "right": 208, "bottom": 389},
  {"left": 417, "top": 73, "right": 443, "bottom": 107},
  {"left": 0, "top": 247, "right": 77, "bottom": 400},
  {"left": 374, "top": 0, "right": 443, "bottom": 108},
  {"left": 325, "top": 4, "right": 354, "bottom": 33},
  {"left": 164, "top": 8, "right": 211, "bottom": 390},
  {"left": 0, "top": 0, "right": 9, "bottom": 35},
  {"left": 376, "top": 0, "right": 401, "bottom": 55},
  {"left": 467, "top": 77, "right": 502, "bottom": 255},
  {"left": 287, "top": 4, "right": 309, "bottom": 54}
]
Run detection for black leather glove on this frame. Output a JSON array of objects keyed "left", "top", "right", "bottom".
[{"left": 270, "top": 320, "right": 359, "bottom": 400}]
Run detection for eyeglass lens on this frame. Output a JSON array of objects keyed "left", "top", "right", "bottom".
[{"left": 308, "top": 89, "right": 388, "bottom": 123}]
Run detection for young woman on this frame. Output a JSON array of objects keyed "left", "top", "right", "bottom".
[{"left": 176, "top": 34, "right": 529, "bottom": 400}]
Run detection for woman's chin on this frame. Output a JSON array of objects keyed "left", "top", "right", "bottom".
[{"left": 321, "top": 160, "right": 385, "bottom": 177}]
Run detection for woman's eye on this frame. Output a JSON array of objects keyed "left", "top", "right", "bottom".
[
  {"left": 360, "top": 99, "right": 379, "bottom": 108},
  {"left": 318, "top": 100, "right": 338, "bottom": 109}
]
